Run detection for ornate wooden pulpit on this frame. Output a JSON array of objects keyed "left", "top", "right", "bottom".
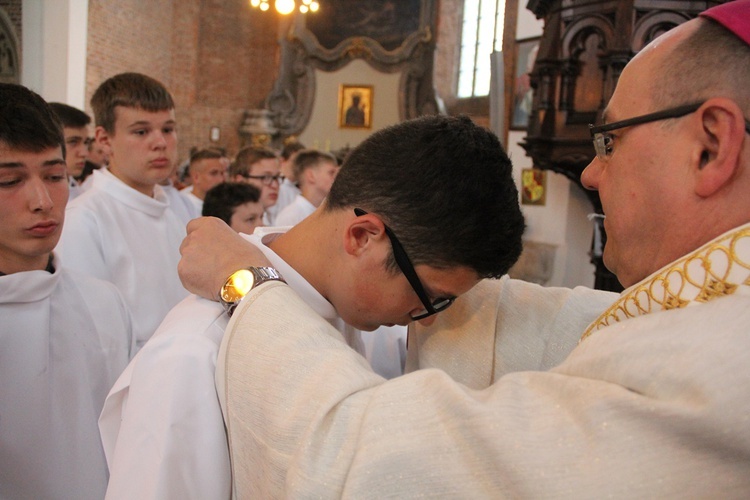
[{"left": 521, "top": 0, "right": 725, "bottom": 291}]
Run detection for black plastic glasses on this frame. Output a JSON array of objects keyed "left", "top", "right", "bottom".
[
  {"left": 589, "top": 101, "right": 750, "bottom": 161},
  {"left": 354, "top": 208, "right": 455, "bottom": 320},
  {"left": 243, "top": 173, "right": 284, "bottom": 186}
]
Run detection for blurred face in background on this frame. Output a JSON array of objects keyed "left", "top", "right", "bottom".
[{"left": 229, "top": 200, "right": 264, "bottom": 235}]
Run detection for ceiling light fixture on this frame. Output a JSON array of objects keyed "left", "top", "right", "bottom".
[{"left": 249, "top": 0, "right": 319, "bottom": 15}]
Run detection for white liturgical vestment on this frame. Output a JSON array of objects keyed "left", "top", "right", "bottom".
[
  {"left": 0, "top": 256, "right": 133, "bottom": 499},
  {"left": 275, "top": 194, "right": 316, "bottom": 227},
  {"left": 217, "top": 224, "right": 750, "bottom": 498},
  {"left": 57, "top": 168, "right": 189, "bottom": 348},
  {"left": 100, "top": 226, "right": 402, "bottom": 499}
]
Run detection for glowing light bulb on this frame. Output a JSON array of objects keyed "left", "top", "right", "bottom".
[
  {"left": 275, "top": 0, "right": 295, "bottom": 15},
  {"left": 260, "top": 2, "right": 269, "bottom": 11},
  {"left": 309, "top": 2, "right": 319, "bottom": 12},
  {"left": 300, "top": 5, "right": 308, "bottom": 12},
  {"left": 250, "top": 0, "right": 261, "bottom": 6}
]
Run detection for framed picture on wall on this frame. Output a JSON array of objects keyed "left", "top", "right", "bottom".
[
  {"left": 338, "top": 85, "right": 373, "bottom": 129},
  {"left": 521, "top": 168, "right": 546, "bottom": 205},
  {"left": 510, "top": 37, "right": 540, "bottom": 130}
]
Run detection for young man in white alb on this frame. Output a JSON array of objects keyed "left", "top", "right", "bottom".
[
  {"left": 275, "top": 149, "right": 339, "bottom": 226},
  {"left": 57, "top": 72, "right": 189, "bottom": 349},
  {"left": 0, "top": 83, "right": 133, "bottom": 499},
  {"left": 48, "top": 102, "right": 92, "bottom": 200}
]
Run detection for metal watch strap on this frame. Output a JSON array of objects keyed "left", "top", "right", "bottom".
[{"left": 223, "top": 266, "right": 286, "bottom": 317}]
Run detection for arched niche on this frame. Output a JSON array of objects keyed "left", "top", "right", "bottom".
[{"left": 262, "top": 0, "right": 440, "bottom": 140}]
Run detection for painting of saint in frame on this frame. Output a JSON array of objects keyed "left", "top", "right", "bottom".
[{"left": 339, "top": 85, "right": 373, "bottom": 129}]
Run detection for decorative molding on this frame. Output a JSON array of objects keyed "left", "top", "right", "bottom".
[
  {"left": 262, "top": 0, "right": 439, "bottom": 139},
  {"left": 0, "top": 7, "right": 20, "bottom": 84}
]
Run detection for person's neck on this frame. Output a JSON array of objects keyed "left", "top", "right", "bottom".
[
  {"left": 300, "top": 186, "right": 325, "bottom": 208},
  {"left": 0, "top": 253, "right": 54, "bottom": 276},
  {"left": 267, "top": 209, "right": 339, "bottom": 299}
]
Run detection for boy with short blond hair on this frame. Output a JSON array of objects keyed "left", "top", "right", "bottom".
[
  {"left": 275, "top": 149, "right": 339, "bottom": 226},
  {"left": 57, "top": 72, "right": 189, "bottom": 349}
]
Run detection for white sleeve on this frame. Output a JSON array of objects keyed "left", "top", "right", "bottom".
[
  {"left": 217, "top": 282, "right": 750, "bottom": 498},
  {"left": 102, "top": 299, "right": 231, "bottom": 500}
]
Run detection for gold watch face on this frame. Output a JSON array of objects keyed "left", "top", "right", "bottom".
[{"left": 220, "top": 269, "right": 256, "bottom": 303}]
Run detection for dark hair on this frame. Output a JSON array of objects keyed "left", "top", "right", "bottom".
[
  {"left": 293, "top": 149, "right": 338, "bottom": 182},
  {"left": 91, "top": 72, "right": 175, "bottom": 133},
  {"left": 0, "top": 83, "right": 65, "bottom": 154},
  {"left": 281, "top": 141, "right": 306, "bottom": 160},
  {"left": 202, "top": 182, "right": 262, "bottom": 224},
  {"left": 653, "top": 18, "right": 750, "bottom": 115},
  {"left": 230, "top": 146, "right": 278, "bottom": 178},
  {"left": 326, "top": 114, "right": 525, "bottom": 278},
  {"left": 48, "top": 102, "right": 91, "bottom": 129},
  {"left": 190, "top": 148, "right": 224, "bottom": 167}
]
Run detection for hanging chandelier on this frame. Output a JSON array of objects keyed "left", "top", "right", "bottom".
[{"left": 249, "top": 0, "right": 319, "bottom": 15}]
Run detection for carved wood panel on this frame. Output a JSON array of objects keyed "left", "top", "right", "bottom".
[{"left": 522, "top": 0, "right": 727, "bottom": 291}]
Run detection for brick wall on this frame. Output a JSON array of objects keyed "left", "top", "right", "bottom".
[{"left": 86, "top": 0, "right": 279, "bottom": 161}]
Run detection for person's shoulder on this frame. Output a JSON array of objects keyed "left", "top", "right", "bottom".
[{"left": 60, "top": 266, "right": 127, "bottom": 304}]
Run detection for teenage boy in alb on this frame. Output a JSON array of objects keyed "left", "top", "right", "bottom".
[
  {"left": 100, "top": 114, "right": 540, "bottom": 498},
  {"left": 0, "top": 83, "right": 133, "bottom": 499},
  {"left": 48, "top": 102, "right": 92, "bottom": 200},
  {"left": 275, "top": 149, "right": 339, "bottom": 226},
  {"left": 229, "top": 146, "right": 282, "bottom": 226},
  {"left": 265, "top": 140, "right": 305, "bottom": 224},
  {"left": 57, "top": 72, "right": 189, "bottom": 349},
  {"left": 181, "top": 148, "right": 228, "bottom": 214}
]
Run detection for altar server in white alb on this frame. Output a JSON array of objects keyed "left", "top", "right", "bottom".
[
  {"left": 0, "top": 84, "right": 133, "bottom": 500},
  {"left": 180, "top": 148, "right": 228, "bottom": 215},
  {"left": 99, "top": 114, "right": 533, "bottom": 499},
  {"left": 264, "top": 140, "right": 305, "bottom": 224},
  {"left": 179, "top": 2, "right": 750, "bottom": 496},
  {"left": 275, "top": 149, "right": 339, "bottom": 226},
  {"left": 57, "top": 72, "right": 189, "bottom": 349}
]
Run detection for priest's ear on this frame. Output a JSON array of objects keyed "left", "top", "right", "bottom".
[{"left": 693, "top": 98, "right": 746, "bottom": 198}]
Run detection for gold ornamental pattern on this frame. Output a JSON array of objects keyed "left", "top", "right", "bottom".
[{"left": 581, "top": 226, "right": 750, "bottom": 341}]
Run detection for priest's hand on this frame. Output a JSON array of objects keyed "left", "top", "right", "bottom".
[{"left": 178, "top": 217, "right": 272, "bottom": 300}]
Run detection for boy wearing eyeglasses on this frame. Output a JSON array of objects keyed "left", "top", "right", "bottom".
[
  {"left": 229, "top": 145, "right": 282, "bottom": 225},
  {"left": 48, "top": 102, "right": 92, "bottom": 199},
  {"left": 57, "top": 72, "right": 189, "bottom": 350},
  {"left": 103, "top": 114, "right": 567, "bottom": 498}
]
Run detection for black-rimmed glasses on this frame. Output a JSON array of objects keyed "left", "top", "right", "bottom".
[
  {"left": 354, "top": 208, "right": 455, "bottom": 320},
  {"left": 243, "top": 173, "right": 284, "bottom": 186},
  {"left": 589, "top": 101, "right": 750, "bottom": 161}
]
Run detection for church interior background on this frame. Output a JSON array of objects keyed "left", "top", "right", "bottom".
[{"left": 0, "top": 0, "right": 721, "bottom": 290}]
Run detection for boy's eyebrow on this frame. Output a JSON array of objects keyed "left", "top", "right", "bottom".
[
  {"left": 0, "top": 159, "right": 66, "bottom": 169},
  {"left": 127, "top": 119, "right": 177, "bottom": 128}
]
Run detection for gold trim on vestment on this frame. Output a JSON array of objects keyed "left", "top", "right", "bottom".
[{"left": 581, "top": 226, "right": 750, "bottom": 341}]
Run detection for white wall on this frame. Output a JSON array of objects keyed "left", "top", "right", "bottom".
[
  {"left": 510, "top": 5, "right": 596, "bottom": 288},
  {"left": 299, "top": 59, "right": 402, "bottom": 151},
  {"left": 22, "top": 0, "right": 89, "bottom": 108}
]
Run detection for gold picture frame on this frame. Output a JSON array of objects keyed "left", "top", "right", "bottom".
[
  {"left": 521, "top": 168, "right": 546, "bottom": 205},
  {"left": 338, "top": 85, "right": 373, "bottom": 129}
]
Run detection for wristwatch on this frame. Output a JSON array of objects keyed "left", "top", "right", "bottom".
[{"left": 219, "top": 267, "right": 286, "bottom": 317}]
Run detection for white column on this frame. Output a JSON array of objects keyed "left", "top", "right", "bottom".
[{"left": 22, "top": 0, "right": 89, "bottom": 108}]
